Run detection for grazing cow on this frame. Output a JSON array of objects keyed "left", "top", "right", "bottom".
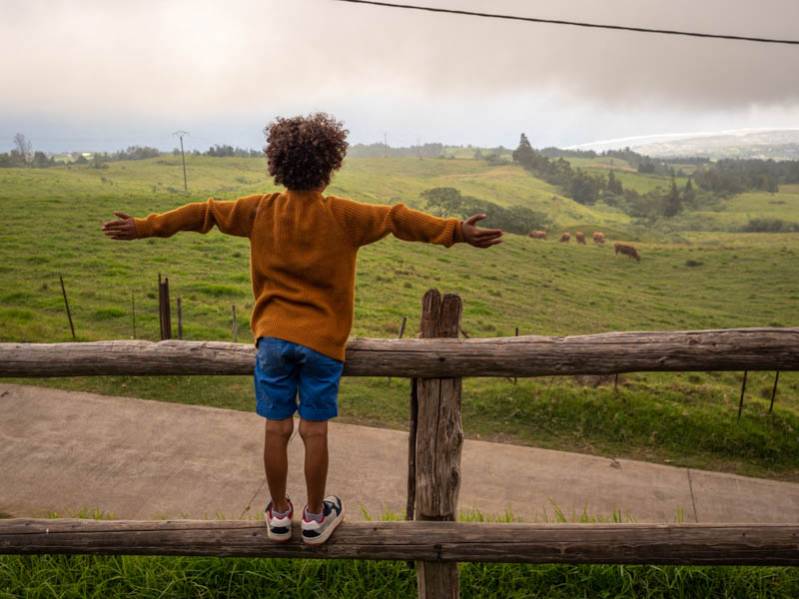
[
  {"left": 528, "top": 230, "right": 547, "bottom": 239},
  {"left": 614, "top": 242, "right": 640, "bottom": 261},
  {"left": 592, "top": 231, "right": 606, "bottom": 245},
  {"left": 575, "top": 231, "right": 586, "bottom": 245},
  {"left": 559, "top": 232, "right": 571, "bottom": 243}
]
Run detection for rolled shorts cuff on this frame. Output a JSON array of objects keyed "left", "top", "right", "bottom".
[
  {"left": 255, "top": 398, "right": 297, "bottom": 421},
  {"left": 298, "top": 404, "right": 338, "bottom": 422}
]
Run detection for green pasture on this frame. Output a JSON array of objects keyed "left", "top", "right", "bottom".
[{"left": 1, "top": 156, "right": 798, "bottom": 482}]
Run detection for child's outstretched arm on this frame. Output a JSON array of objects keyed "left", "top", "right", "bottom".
[
  {"left": 336, "top": 199, "right": 503, "bottom": 249},
  {"left": 102, "top": 195, "right": 262, "bottom": 240}
]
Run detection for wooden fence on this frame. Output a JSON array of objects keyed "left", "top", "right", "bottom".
[{"left": 1, "top": 288, "right": 798, "bottom": 598}]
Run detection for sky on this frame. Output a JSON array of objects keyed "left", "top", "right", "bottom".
[{"left": 2, "top": 0, "right": 798, "bottom": 153}]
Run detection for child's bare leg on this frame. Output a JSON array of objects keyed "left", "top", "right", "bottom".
[
  {"left": 264, "top": 418, "right": 293, "bottom": 512},
  {"left": 298, "top": 419, "right": 328, "bottom": 514}
]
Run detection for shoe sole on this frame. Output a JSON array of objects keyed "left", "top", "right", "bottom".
[{"left": 302, "top": 505, "right": 345, "bottom": 545}]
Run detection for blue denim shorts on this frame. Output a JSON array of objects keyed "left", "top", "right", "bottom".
[{"left": 254, "top": 336, "right": 344, "bottom": 421}]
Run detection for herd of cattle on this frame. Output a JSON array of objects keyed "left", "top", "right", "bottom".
[{"left": 527, "top": 229, "right": 641, "bottom": 261}]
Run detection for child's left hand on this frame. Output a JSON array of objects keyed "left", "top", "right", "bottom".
[
  {"left": 102, "top": 212, "right": 137, "bottom": 240},
  {"left": 461, "top": 213, "right": 503, "bottom": 248}
]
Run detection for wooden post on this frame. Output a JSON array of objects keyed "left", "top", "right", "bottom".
[
  {"left": 177, "top": 297, "right": 183, "bottom": 340},
  {"left": 737, "top": 370, "right": 748, "bottom": 422},
  {"left": 769, "top": 370, "right": 780, "bottom": 414},
  {"left": 414, "top": 289, "right": 463, "bottom": 599},
  {"left": 158, "top": 275, "right": 172, "bottom": 340},
  {"left": 59, "top": 274, "right": 76, "bottom": 340},
  {"left": 390, "top": 317, "right": 409, "bottom": 385},
  {"left": 131, "top": 291, "right": 136, "bottom": 339}
]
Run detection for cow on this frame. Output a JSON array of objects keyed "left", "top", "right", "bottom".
[
  {"left": 559, "top": 232, "right": 571, "bottom": 243},
  {"left": 614, "top": 242, "right": 640, "bottom": 261},
  {"left": 528, "top": 230, "right": 547, "bottom": 239},
  {"left": 575, "top": 231, "right": 586, "bottom": 245},
  {"left": 592, "top": 231, "right": 606, "bottom": 245}
]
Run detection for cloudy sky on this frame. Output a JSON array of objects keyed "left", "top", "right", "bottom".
[{"left": 2, "top": 0, "right": 798, "bottom": 152}]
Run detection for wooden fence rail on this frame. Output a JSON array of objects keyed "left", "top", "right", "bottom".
[
  {"left": 2, "top": 519, "right": 798, "bottom": 565},
  {"left": 1, "top": 327, "right": 798, "bottom": 378}
]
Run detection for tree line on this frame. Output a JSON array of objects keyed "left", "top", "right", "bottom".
[{"left": 512, "top": 133, "right": 799, "bottom": 221}]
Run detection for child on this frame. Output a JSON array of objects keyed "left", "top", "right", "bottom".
[{"left": 102, "top": 113, "right": 503, "bottom": 544}]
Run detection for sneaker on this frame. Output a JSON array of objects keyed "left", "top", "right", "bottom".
[
  {"left": 264, "top": 498, "right": 293, "bottom": 542},
  {"left": 301, "top": 496, "right": 344, "bottom": 545}
]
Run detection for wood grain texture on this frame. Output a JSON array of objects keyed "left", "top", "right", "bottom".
[
  {"left": 2, "top": 328, "right": 797, "bottom": 378},
  {"left": 2, "top": 519, "right": 798, "bottom": 565},
  {"left": 415, "top": 290, "right": 463, "bottom": 599}
]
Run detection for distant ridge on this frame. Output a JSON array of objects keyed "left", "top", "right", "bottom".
[{"left": 571, "top": 129, "right": 799, "bottom": 160}]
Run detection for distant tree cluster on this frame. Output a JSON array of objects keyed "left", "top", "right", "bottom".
[
  {"left": 513, "top": 133, "right": 605, "bottom": 205},
  {"left": 348, "top": 143, "right": 445, "bottom": 159},
  {"left": 513, "top": 132, "right": 799, "bottom": 221},
  {"left": 693, "top": 159, "right": 799, "bottom": 195},
  {"left": 420, "top": 186, "right": 550, "bottom": 235},
  {"left": 203, "top": 145, "right": 261, "bottom": 158},
  {"left": 741, "top": 218, "right": 799, "bottom": 233}
]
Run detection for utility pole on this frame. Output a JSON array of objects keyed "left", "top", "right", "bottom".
[{"left": 173, "top": 130, "right": 189, "bottom": 192}]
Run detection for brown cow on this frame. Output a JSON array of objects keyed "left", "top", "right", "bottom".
[
  {"left": 592, "top": 231, "right": 606, "bottom": 245},
  {"left": 614, "top": 242, "right": 640, "bottom": 261},
  {"left": 575, "top": 231, "right": 586, "bottom": 245},
  {"left": 559, "top": 232, "right": 571, "bottom": 243},
  {"left": 528, "top": 230, "right": 547, "bottom": 239}
]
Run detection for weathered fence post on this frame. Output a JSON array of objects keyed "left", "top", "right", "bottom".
[
  {"left": 59, "top": 274, "right": 76, "bottom": 340},
  {"left": 131, "top": 291, "right": 136, "bottom": 339},
  {"left": 176, "top": 296, "right": 183, "bottom": 340},
  {"left": 414, "top": 289, "right": 463, "bottom": 599},
  {"left": 157, "top": 274, "right": 172, "bottom": 340}
]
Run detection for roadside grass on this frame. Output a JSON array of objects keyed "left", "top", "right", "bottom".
[
  {"left": 2, "top": 510, "right": 798, "bottom": 598},
  {"left": 1, "top": 157, "right": 798, "bottom": 481},
  {"left": 4, "top": 553, "right": 798, "bottom": 598}
]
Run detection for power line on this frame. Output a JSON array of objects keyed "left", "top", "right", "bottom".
[
  {"left": 173, "top": 130, "right": 189, "bottom": 192},
  {"left": 334, "top": 0, "right": 799, "bottom": 46}
]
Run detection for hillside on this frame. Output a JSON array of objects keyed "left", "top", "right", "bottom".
[{"left": 1, "top": 155, "right": 798, "bottom": 480}]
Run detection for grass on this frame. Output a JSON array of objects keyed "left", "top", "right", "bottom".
[
  {"left": 1, "top": 156, "right": 798, "bottom": 482},
  {"left": 4, "top": 554, "right": 798, "bottom": 598}
]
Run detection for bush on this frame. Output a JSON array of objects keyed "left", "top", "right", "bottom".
[{"left": 741, "top": 218, "right": 799, "bottom": 233}]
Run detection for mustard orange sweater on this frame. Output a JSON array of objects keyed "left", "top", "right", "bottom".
[{"left": 133, "top": 190, "right": 464, "bottom": 360}]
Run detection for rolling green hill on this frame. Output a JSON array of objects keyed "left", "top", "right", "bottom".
[{"left": 1, "top": 155, "right": 798, "bottom": 480}]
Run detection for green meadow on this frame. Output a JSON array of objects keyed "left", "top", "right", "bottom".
[{"left": 1, "top": 155, "right": 798, "bottom": 481}]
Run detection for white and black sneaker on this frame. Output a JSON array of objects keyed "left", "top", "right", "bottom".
[
  {"left": 264, "top": 498, "right": 293, "bottom": 542},
  {"left": 301, "top": 496, "right": 344, "bottom": 545}
]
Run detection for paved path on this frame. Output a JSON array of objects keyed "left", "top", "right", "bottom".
[{"left": 2, "top": 383, "right": 798, "bottom": 523}]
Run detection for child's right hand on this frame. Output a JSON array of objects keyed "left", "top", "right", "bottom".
[
  {"left": 461, "top": 214, "right": 503, "bottom": 248},
  {"left": 102, "top": 212, "right": 137, "bottom": 240}
]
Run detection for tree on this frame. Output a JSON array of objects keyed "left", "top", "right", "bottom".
[
  {"left": 663, "top": 178, "right": 682, "bottom": 217},
  {"left": 420, "top": 187, "right": 463, "bottom": 216},
  {"left": 682, "top": 177, "right": 696, "bottom": 206},
  {"left": 31, "top": 151, "right": 51, "bottom": 168},
  {"left": 512, "top": 133, "right": 536, "bottom": 168},
  {"left": 607, "top": 169, "right": 624, "bottom": 195},
  {"left": 12, "top": 133, "right": 32, "bottom": 165}
]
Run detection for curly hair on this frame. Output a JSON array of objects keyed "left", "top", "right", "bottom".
[{"left": 264, "top": 113, "right": 349, "bottom": 191}]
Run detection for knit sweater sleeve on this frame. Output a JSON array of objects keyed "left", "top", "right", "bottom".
[
  {"left": 133, "top": 194, "right": 262, "bottom": 238},
  {"left": 332, "top": 198, "right": 464, "bottom": 248}
]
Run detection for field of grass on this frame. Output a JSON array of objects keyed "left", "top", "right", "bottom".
[
  {"left": 3, "top": 554, "right": 797, "bottom": 598},
  {"left": 1, "top": 156, "right": 798, "bottom": 484}
]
